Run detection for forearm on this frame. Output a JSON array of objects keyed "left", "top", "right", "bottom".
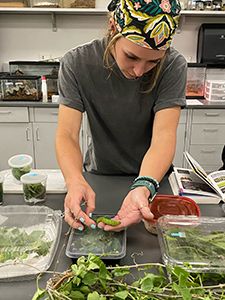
[
  {"left": 139, "top": 131, "right": 176, "bottom": 182},
  {"left": 56, "top": 133, "right": 85, "bottom": 188}
]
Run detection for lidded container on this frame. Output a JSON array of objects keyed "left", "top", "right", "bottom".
[
  {"left": 0, "top": 205, "right": 62, "bottom": 281},
  {"left": 143, "top": 194, "right": 200, "bottom": 235},
  {"left": 186, "top": 63, "right": 206, "bottom": 98},
  {"left": 8, "top": 154, "right": 33, "bottom": 182},
  {"left": 21, "top": 172, "right": 47, "bottom": 204},
  {"left": 66, "top": 214, "right": 126, "bottom": 260},
  {"left": 157, "top": 215, "right": 225, "bottom": 275},
  {"left": 30, "top": 0, "right": 61, "bottom": 7},
  {"left": 62, "top": 0, "right": 95, "bottom": 8},
  {"left": 204, "top": 80, "right": 225, "bottom": 102},
  {"left": 0, "top": 174, "right": 4, "bottom": 203},
  {"left": 0, "top": 75, "right": 41, "bottom": 101}
]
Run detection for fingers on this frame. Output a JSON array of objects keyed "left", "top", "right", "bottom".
[
  {"left": 64, "top": 206, "right": 96, "bottom": 231},
  {"left": 139, "top": 204, "right": 154, "bottom": 221}
]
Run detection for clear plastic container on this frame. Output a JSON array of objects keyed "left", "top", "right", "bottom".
[
  {"left": 9, "top": 61, "right": 60, "bottom": 77},
  {"left": 30, "top": 0, "right": 61, "bottom": 7},
  {"left": 20, "top": 172, "right": 47, "bottom": 204},
  {"left": 0, "top": 205, "right": 62, "bottom": 281},
  {"left": 205, "top": 80, "right": 225, "bottom": 90},
  {"left": 204, "top": 92, "right": 225, "bottom": 101},
  {"left": 8, "top": 154, "right": 33, "bottom": 182},
  {"left": 157, "top": 215, "right": 225, "bottom": 274},
  {"left": 186, "top": 64, "right": 206, "bottom": 98},
  {"left": 0, "top": 75, "right": 41, "bottom": 101},
  {"left": 0, "top": 174, "right": 4, "bottom": 204},
  {"left": 0, "top": 0, "right": 27, "bottom": 7},
  {"left": 143, "top": 194, "right": 200, "bottom": 235},
  {"left": 62, "top": 0, "right": 95, "bottom": 8},
  {"left": 66, "top": 215, "right": 126, "bottom": 260}
]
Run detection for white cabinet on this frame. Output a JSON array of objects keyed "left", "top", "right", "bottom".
[
  {"left": 189, "top": 109, "right": 225, "bottom": 172},
  {"left": 173, "top": 110, "right": 187, "bottom": 167},
  {"left": 0, "top": 107, "right": 33, "bottom": 170}
]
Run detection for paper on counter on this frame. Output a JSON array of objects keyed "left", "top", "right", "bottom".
[
  {"left": 0, "top": 169, "right": 66, "bottom": 194},
  {"left": 186, "top": 99, "right": 203, "bottom": 105}
]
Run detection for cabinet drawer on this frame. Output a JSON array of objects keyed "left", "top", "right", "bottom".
[
  {"left": 0, "top": 107, "right": 29, "bottom": 122},
  {"left": 192, "top": 109, "right": 225, "bottom": 124},
  {"left": 190, "top": 124, "right": 225, "bottom": 144},
  {"left": 189, "top": 144, "right": 224, "bottom": 167},
  {"left": 34, "top": 108, "right": 59, "bottom": 122}
]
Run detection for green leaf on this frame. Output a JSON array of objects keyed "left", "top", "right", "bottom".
[
  {"left": 87, "top": 291, "right": 100, "bottom": 300},
  {"left": 83, "top": 271, "right": 98, "bottom": 286},
  {"left": 69, "top": 290, "right": 85, "bottom": 300},
  {"left": 32, "top": 288, "right": 46, "bottom": 300},
  {"left": 114, "top": 290, "right": 129, "bottom": 299}
]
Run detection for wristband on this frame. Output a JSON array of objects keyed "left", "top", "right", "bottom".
[
  {"left": 134, "top": 176, "right": 159, "bottom": 191},
  {"left": 130, "top": 180, "right": 157, "bottom": 201}
]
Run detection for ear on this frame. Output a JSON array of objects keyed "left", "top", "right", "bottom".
[{"left": 109, "top": 17, "right": 116, "bottom": 33}]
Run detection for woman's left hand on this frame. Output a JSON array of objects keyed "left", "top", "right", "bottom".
[{"left": 98, "top": 187, "right": 154, "bottom": 232}]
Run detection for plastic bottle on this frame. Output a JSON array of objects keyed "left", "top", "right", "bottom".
[{"left": 41, "top": 75, "right": 48, "bottom": 103}]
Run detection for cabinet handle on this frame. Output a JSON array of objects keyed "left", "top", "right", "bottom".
[
  {"left": 0, "top": 111, "right": 12, "bottom": 114},
  {"left": 204, "top": 113, "right": 220, "bottom": 117},
  {"left": 203, "top": 128, "right": 218, "bottom": 132},
  {"left": 26, "top": 127, "right": 31, "bottom": 141},
  {"left": 36, "top": 128, "right": 40, "bottom": 141},
  {"left": 201, "top": 150, "right": 216, "bottom": 154},
  {"left": 51, "top": 112, "right": 58, "bottom": 115}
]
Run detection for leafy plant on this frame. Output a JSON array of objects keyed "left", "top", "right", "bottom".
[
  {"left": 32, "top": 254, "right": 225, "bottom": 300},
  {"left": 23, "top": 183, "right": 46, "bottom": 201},
  {"left": 12, "top": 165, "right": 31, "bottom": 180},
  {"left": 0, "top": 227, "right": 52, "bottom": 263}
]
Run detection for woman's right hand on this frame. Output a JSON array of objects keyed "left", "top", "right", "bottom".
[{"left": 64, "top": 179, "right": 96, "bottom": 231}]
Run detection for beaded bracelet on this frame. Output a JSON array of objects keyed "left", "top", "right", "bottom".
[
  {"left": 134, "top": 176, "right": 159, "bottom": 191},
  {"left": 130, "top": 180, "right": 157, "bottom": 201}
]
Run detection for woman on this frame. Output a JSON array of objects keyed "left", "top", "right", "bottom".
[{"left": 56, "top": 0, "right": 187, "bottom": 232}]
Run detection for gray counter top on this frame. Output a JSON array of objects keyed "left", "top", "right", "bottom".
[
  {"left": 0, "top": 173, "right": 224, "bottom": 300},
  {"left": 0, "top": 99, "right": 225, "bottom": 109}
]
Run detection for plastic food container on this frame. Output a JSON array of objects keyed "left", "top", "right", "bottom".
[
  {"left": 0, "top": 0, "right": 27, "bottom": 7},
  {"left": 0, "top": 174, "right": 4, "bottom": 203},
  {"left": 66, "top": 215, "right": 126, "bottom": 260},
  {"left": 30, "top": 0, "right": 61, "bottom": 7},
  {"left": 0, "top": 205, "right": 62, "bottom": 281},
  {"left": 63, "top": 0, "right": 95, "bottom": 8},
  {"left": 0, "top": 75, "right": 41, "bottom": 101},
  {"left": 186, "top": 63, "right": 206, "bottom": 98},
  {"left": 20, "top": 172, "right": 47, "bottom": 204},
  {"left": 8, "top": 154, "right": 33, "bottom": 182},
  {"left": 143, "top": 194, "right": 200, "bottom": 235},
  {"left": 9, "top": 61, "right": 60, "bottom": 77},
  {"left": 157, "top": 215, "right": 225, "bottom": 274}
]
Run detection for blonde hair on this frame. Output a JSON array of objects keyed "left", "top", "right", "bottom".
[{"left": 103, "top": 25, "right": 167, "bottom": 93}]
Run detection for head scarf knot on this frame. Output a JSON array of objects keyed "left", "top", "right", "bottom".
[{"left": 108, "top": 0, "right": 181, "bottom": 50}]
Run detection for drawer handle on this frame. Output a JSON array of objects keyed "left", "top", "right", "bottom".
[
  {"left": 204, "top": 113, "right": 220, "bottom": 117},
  {"left": 203, "top": 128, "right": 218, "bottom": 132},
  {"left": 51, "top": 112, "right": 58, "bottom": 115},
  {"left": 201, "top": 150, "right": 216, "bottom": 154},
  {"left": 0, "top": 111, "right": 12, "bottom": 114},
  {"left": 26, "top": 127, "right": 31, "bottom": 141}
]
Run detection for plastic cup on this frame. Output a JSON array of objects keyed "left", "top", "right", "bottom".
[
  {"left": 143, "top": 194, "right": 201, "bottom": 235},
  {"left": 8, "top": 154, "right": 33, "bottom": 183},
  {"left": 20, "top": 172, "right": 47, "bottom": 204},
  {"left": 0, "top": 174, "right": 4, "bottom": 204}
]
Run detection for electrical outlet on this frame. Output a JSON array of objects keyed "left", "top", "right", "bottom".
[{"left": 39, "top": 53, "right": 52, "bottom": 61}]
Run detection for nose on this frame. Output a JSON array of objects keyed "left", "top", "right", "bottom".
[{"left": 133, "top": 62, "right": 146, "bottom": 77}]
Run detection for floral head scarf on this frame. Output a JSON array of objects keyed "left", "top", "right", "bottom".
[{"left": 108, "top": 0, "right": 181, "bottom": 50}]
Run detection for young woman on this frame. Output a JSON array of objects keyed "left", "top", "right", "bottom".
[{"left": 56, "top": 0, "right": 187, "bottom": 231}]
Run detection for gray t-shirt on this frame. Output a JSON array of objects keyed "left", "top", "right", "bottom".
[{"left": 58, "top": 38, "right": 187, "bottom": 175}]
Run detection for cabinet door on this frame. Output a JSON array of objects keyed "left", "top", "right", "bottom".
[
  {"left": 33, "top": 123, "right": 58, "bottom": 169},
  {"left": 173, "top": 110, "right": 187, "bottom": 167},
  {"left": 0, "top": 123, "right": 33, "bottom": 170}
]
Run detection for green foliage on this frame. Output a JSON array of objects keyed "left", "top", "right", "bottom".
[
  {"left": 0, "top": 226, "right": 52, "bottom": 263},
  {"left": 96, "top": 217, "right": 121, "bottom": 227},
  {"left": 23, "top": 183, "right": 46, "bottom": 201},
  {"left": 12, "top": 166, "right": 31, "bottom": 180},
  {"left": 32, "top": 254, "right": 225, "bottom": 300}
]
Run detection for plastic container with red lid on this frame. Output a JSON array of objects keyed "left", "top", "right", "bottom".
[{"left": 143, "top": 194, "right": 201, "bottom": 235}]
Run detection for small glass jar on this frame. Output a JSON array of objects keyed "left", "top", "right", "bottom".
[
  {"left": 8, "top": 154, "right": 33, "bottom": 183},
  {"left": 21, "top": 172, "right": 47, "bottom": 204},
  {"left": 0, "top": 175, "right": 4, "bottom": 204}
]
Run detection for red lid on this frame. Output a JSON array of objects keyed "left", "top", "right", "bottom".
[{"left": 150, "top": 194, "right": 200, "bottom": 220}]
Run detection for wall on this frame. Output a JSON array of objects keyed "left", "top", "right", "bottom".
[{"left": 0, "top": 0, "right": 225, "bottom": 71}]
